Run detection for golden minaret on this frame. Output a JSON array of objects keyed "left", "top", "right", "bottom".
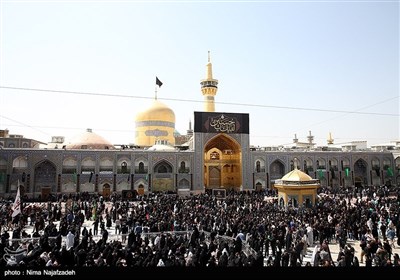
[{"left": 200, "top": 51, "right": 218, "bottom": 112}]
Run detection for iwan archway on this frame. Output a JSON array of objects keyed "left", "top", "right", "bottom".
[
  {"left": 193, "top": 111, "right": 250, "bottom": 193},
  {"left": 204, "top": 134, "right": 242, "bottom": 191}
]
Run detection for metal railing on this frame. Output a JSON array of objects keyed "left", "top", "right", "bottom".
[{"left": 3, "top": 229, "right": 257, "bottom": 258}]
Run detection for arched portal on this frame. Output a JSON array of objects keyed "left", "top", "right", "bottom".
[
  {"left": 354, "top": 158, "right": 368, "bottom": 188},
  {"left": 255, "top": 182, "right": 263, "bottom": 191},
  {"left": 178, "top": 178, "right": 190, "bottom": 189},
  {"left": 152, "top": 160, "right": 174, "bottom": 192},
  {"left": 204, "top": 134, "right": 242, "bottom": 191},
  {"left": 270, "top": 160, "right": 285, "bottom": 187},
  {"left": 34, "top": 160, "right": 57, "bottom": 198}
]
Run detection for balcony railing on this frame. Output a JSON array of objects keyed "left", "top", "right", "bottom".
[
  {"left": 62, "top": 168, "right": 77, "bottom": 174},
  {"left": 81, "top": 167, "right": 95, "bottom": 173},
  {"left": 204, "top": 159, "right": 238, "bottom": 164},
  {"left": 134, "top": 169, "right": 148, "bottom": 174},
  {"left": 178, "top": 168, "right": 190, "bottom": 173},
  {"left": 117, "top": 168, "right": 131, "bottom": 174},
  {"left": 99, "top": 167, "right": 113, "bottom": 172},
  {"left": 12, "top": 167, "right": 28, "bottom": 174}
]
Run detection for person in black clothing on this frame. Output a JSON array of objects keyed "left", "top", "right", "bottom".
[
  {"left": 365, "top": 251, "right": 373, "bottom": 267},
  {"left": 102, "top": 228, "right": 108, "bottom": 244},
  {"left": 93, "top": 217, "right": 99, "bottom": 236}
]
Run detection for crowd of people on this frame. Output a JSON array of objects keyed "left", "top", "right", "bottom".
[{"left": 0, "top": 185, "right": 399, "bottom": 268}]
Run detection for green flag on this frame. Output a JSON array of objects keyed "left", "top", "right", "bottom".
[
  {"left": 387, "top": 167, "right": 393, "bottom": 177},
  {"left": 345, "top": 167, "right": 350, "bottom": 177},
  {"left": 72, "top": 171, "right": 77, "bottom": 183},
  {"left": 318, "top": 169, "right": 324, "bottom": 179},
  {"left": 92, "top": 202, "right": 97, "bottom": 220}
]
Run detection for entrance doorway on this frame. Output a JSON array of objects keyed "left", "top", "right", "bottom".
[
  {"left": 102, "top": 183, "right": 111, "bottom": 197},
  {"left": 41, "top": 187, "right": 51, "bottom": 201},
  {"left": 208, "top": 166, "right": 221, "bottom": 188},
  {"left": 137, "top": 184, "right": 145, "bottom": 195},
  {"left": 354, "top": 177, "right": 363, "bottom": 189},
  {"left": 204, "top": 134, "right": 242, "bottom": 191},
  {"left": 34, "top": 160, "right": 57, "bottom": 194}
]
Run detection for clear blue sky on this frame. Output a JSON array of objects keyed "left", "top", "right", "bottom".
[{"left": 0, "top": 0, "right": 398, "bottom": 147}]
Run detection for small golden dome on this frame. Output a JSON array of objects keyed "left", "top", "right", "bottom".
[
  {"left": 281, "top": 168, "right": 313, "bottom": 182},
  {"left": 135, "top": 100, "right": 175, "bottom": 123},
  {"left": 66, "top": 128, "right": 115, "bottom": 150}
]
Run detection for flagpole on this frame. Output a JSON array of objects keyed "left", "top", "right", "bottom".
[
  {"left": 155, "top": 76, "right": 162, "bottom": 100},
  {"left": 155, "top": 85, "right": 158, "bottom": 100}
]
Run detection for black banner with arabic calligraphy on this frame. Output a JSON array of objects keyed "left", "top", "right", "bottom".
[{"left": 194, "top": 111, "right": 249, "bottom": 134}]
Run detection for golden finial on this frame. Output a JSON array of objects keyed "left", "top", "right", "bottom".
[{"left": 327, "top": 132, "right": 334, "bottom": 145}]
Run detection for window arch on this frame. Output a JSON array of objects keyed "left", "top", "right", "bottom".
[
  {"left": 62, "top": 157, "right": 77, "bottom": 174},
  {"left": 121, "top": 161, "right": 128, "bottom": 174},
  {"left": 329, "top": 158, "right": 338, "bottom": 171},
  {"left": 303, "top": 158, "right": 313, "bottom": 173},
  {"left": 341, "top": 158, "right": 350, "bottom": 170},
  {"left": 154, "top": 161, "right": 173, "bottom": 173},
  {"left": 210, "top": 151, "right": 220, "bottom": 160},
  {"left": 179, "top": 161, "right": 189, "bottom": 173},
  {"left": 383, "top": 158, "right": 391, "bottom": 170},
  {"left": 395, "top": 157, "right": 400, "bottom": 171},
  {"left": 256, "top": 161, "right": 261, "bottom": 173},
  {"left": 138, "top": 162, "right": 145, "bottom": 173},
  {"left": 269, "top": 160, "right": 285, "bottom": 180},
  {"left": 317, "top": 158, "right": 326, "bottom": 169}
]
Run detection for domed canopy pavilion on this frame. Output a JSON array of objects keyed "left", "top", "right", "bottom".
[{"left": 273, "top": 168, "right": 320, "bottom": 208}]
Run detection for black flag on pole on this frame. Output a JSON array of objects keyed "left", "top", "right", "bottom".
[{"left": 156, "top": 76, "right": 163, "bottom": 87}]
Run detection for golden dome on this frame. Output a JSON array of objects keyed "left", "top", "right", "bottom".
[
  {"left": 66, "top": 128, "right": 115, "bottom": 150},
  {"left": 135, "top": 99, "right": 176, "bottom": 147},
  {"left": 135, "top": 100, "right": 175, "bottom": 123},
  {"left": 281, "top": 168, "right": 313, "bottom": 182}
]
